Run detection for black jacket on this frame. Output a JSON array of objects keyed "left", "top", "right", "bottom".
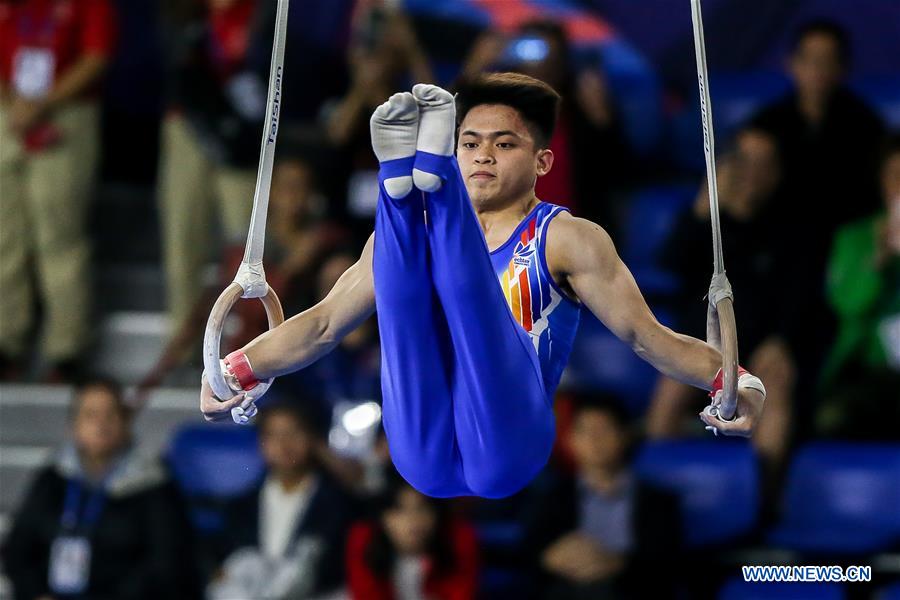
[
  {"left": 216, "top": 472, "right": 358, "bottom": 596},
  {"left": 2, "top": 449, "right": 197, "bottom": 600},
  {"left": 521, "top": 467, "right": 682, "bottom": 599}
]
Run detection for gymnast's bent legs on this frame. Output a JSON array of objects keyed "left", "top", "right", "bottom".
[{"left": 372, "top": 87, "right": 555, "bottom": 499}]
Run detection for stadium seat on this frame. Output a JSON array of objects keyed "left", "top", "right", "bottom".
[
  {"left": 635, "top": 440, "right": 759, "bottom": 547},
  {"left": 850, "top": 75, "right": 900, "bottom": 130},
  {"left": 670, "top": 71, "right": 790, "bottom": 172},
  {"left": 878, "top": 582, "right": 900, "bottom": 600},
  {"left": 768, "top": 443, "right": 900, "bottom": 554},
  {"left": 566, "top": 313, "right": 659, "bottom": 415},
  {"left": 710, "top": 71, "right": 791, "bottom": 140},
  {"left": 621, "top": 184, "right": 696, "bottom": 296},
  {"left": 719, "top": 578, "right": 845, "bottom": 600},
  {"left": 167, "top": 423, "right": 264, "bottom": 497},
  {"left": 166, "top": 424, "right": 265, "bottom": 532}
]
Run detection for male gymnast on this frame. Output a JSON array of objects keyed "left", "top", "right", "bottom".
[{"left": 200, "top": 73, "right": 766, "bottom": 499}]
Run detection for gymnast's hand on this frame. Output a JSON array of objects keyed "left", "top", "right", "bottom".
[
  {"left": 199, "top": 371, "right": 259, "bottom": 424},
  {"left": 699, "top": 378, "right": 766, "bottom": 438}
]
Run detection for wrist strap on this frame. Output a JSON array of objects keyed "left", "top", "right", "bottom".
[
  {"left": 224, "top": 350, "right": 259, "bottom": 391},
  {"left": 709, "top": 366, "right": 749, "bottom": 398}
]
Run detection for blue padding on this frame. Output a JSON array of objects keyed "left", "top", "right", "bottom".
[
  {"left": 719, "top": 579, "right": 845, "bottom": 600},
  {"left": 768, "top": 443, "right": 900, "bottom": 554},
  {"left": 167, "top": 424, "right": 265, "bottom": 498},
  {"left": 378, "top": 156, "right": 416, "bottom": 182},
  {"left": 635, "top": 440, "right": 759, "bottom": 547}
]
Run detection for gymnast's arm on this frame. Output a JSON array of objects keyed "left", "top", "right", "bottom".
[
  {"left": 547, "top": 214, "right": 721, "bottom": 389},
  {"left": 547, "top": 214, "right": 764, "bottom": 435},
  {"left": 243, "top": 233, "right": 377, "bottom": 378}
]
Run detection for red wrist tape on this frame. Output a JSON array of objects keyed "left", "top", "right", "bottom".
[
  {"left": 224, "top": 350, "right": 259, "bottom": 391},
  {"left": 709, "top": 366, "right": 749, "bottom": 398}
]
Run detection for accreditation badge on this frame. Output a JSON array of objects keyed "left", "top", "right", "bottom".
[
  {"left": 48, "top": 535, "right": 91, "bottom": 594},
  {"left": 12, "top": 47, "right": 56, "bottom": 99}
]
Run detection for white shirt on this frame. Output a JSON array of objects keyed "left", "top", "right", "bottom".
[
  {"left": 394, "top": 555, "right": 427, "bottom": 600},
  {"left": 259, "top": 474, "right": 318, "bottom": 558}
]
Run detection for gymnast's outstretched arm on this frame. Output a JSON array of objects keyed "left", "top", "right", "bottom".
[
  {"left": 201, "top": 234, "right": 376, "bottom": 420},
  {"left": 245, "top": 233, "right": 377, "bottom": 379},
  {"left": 545, "top": 213, "right": 765, "bottom": 436}
]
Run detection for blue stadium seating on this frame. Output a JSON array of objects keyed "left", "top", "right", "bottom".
[
  {"left": 850, "top": 75, "right": 900, "bottom": 130},
  {"left": 635, "top": 440, "right": 759, "bottom": 547},
  {"left": 719, "top": 579, "right": 845, "bottom": 600},
  {"left": 710, "top": 71, "right": 791, "bottom": 141},
  {"left": 566, "top": 313, "right": 660, "bottom": 415},
  {"left": 879, "top": 582, "right": 900, "bottom": 600},
  {"left": 671, "top": 71, "right": 790, "bottom": 172},
  {"left": 768, "top": 443, "right": 900, "bottom": 554},
  {"left": 167, "top": 424, "right": 265, "bottom": 496},
  {"left": 621, "top": 184, "right": 696, "bottom": 296},
  {"left": 166, "top": 424, "right": 265, "bottom": 532}
]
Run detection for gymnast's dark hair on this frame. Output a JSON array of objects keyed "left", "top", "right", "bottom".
[
  {"left": 454, "top": 72, "right": 561, "bottom": 148},
  {"left": 363, "top": 468, "right": 457, "bottom": 579},
  {"left": 791, "top": 19, "right": 851, "bottom": 66}
]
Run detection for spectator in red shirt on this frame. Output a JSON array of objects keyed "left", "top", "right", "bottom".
[
  {"left": 0, "top": 0, "right": 116, "bottom": 380},
  {"left": 346, "top": 470, "right": 480, "bottom": 600}
]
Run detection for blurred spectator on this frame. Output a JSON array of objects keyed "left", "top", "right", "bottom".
[
  {"left": 522, "top": 396, "right": 681, "bottom": 599},
  {"left": 751, "top": 20, "right": 885, "bottom": 234},
  {"left": 323, "top": 2, "right": 433, "bottom": 238},
  {"left": 158, "top": 0, "right": 270, "bottom": 342},
  {"left": 646, "top": 127, "right": 797, "bottom": 492},
  {"left": 2, "top": 377, "right": 196, "bottom": 599},
  {"left": 227, "top": 147, "right": 352, "bottom": 347},
  {"left": 136, "top": 144, "right": 349, "bottom": 393},
  {"left": 0, "top": 0, "right": 116, "bottom": 381},
  {"left": 345, "top": 469, "right": 479, "bottom": 600},
  {"left": 816, "top": 134, "right": 900, "bottom": 438},
  {"left": 749, "top": 21, "right": 886, "bottom": 384},
  {"left": 210, "top": 402, "right": 357, "bottom": 599},
  {"left": 460, "top": 20, "right": 632, "bottom": 236}
]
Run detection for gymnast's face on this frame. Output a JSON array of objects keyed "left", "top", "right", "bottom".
[{"left": 457, "top": 104, "right": 553, "bottom": 210}]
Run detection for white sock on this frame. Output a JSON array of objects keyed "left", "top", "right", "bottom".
[
  {"left": 412, "top": 84, "right": 455, "bottom": 192},
  {"left": 370, "top": 92, "right": 419, "bottom": 199}
]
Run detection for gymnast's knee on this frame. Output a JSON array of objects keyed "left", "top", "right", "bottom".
[
  {"left": 392, "top": 455, "right": 470, "bottom": 498},
  {"left": 464, "top": 464, "right": 538, "bottom": 499},
  {"left": 463, "top": 445, "right": 552, "bottom": 499}
]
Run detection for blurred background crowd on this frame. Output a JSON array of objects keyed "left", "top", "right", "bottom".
[{"left": 0, "top": 0, "right": 898, "bottom": 598}]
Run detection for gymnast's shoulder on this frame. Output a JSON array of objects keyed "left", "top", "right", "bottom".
[{"left": 544, "top": 210, "right": 618, "bottom": 276}]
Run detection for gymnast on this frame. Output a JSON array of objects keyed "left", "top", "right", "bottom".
[{"left": 200, "top": 73, "right": 766, "bottom": 499}]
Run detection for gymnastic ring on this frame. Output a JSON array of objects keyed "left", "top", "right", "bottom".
[
  {"left": 202, "top": 281, "right": 285, "bottom": 401},
  {"left": 713, "top": 296, "right": 739, "bottom": 421}
]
